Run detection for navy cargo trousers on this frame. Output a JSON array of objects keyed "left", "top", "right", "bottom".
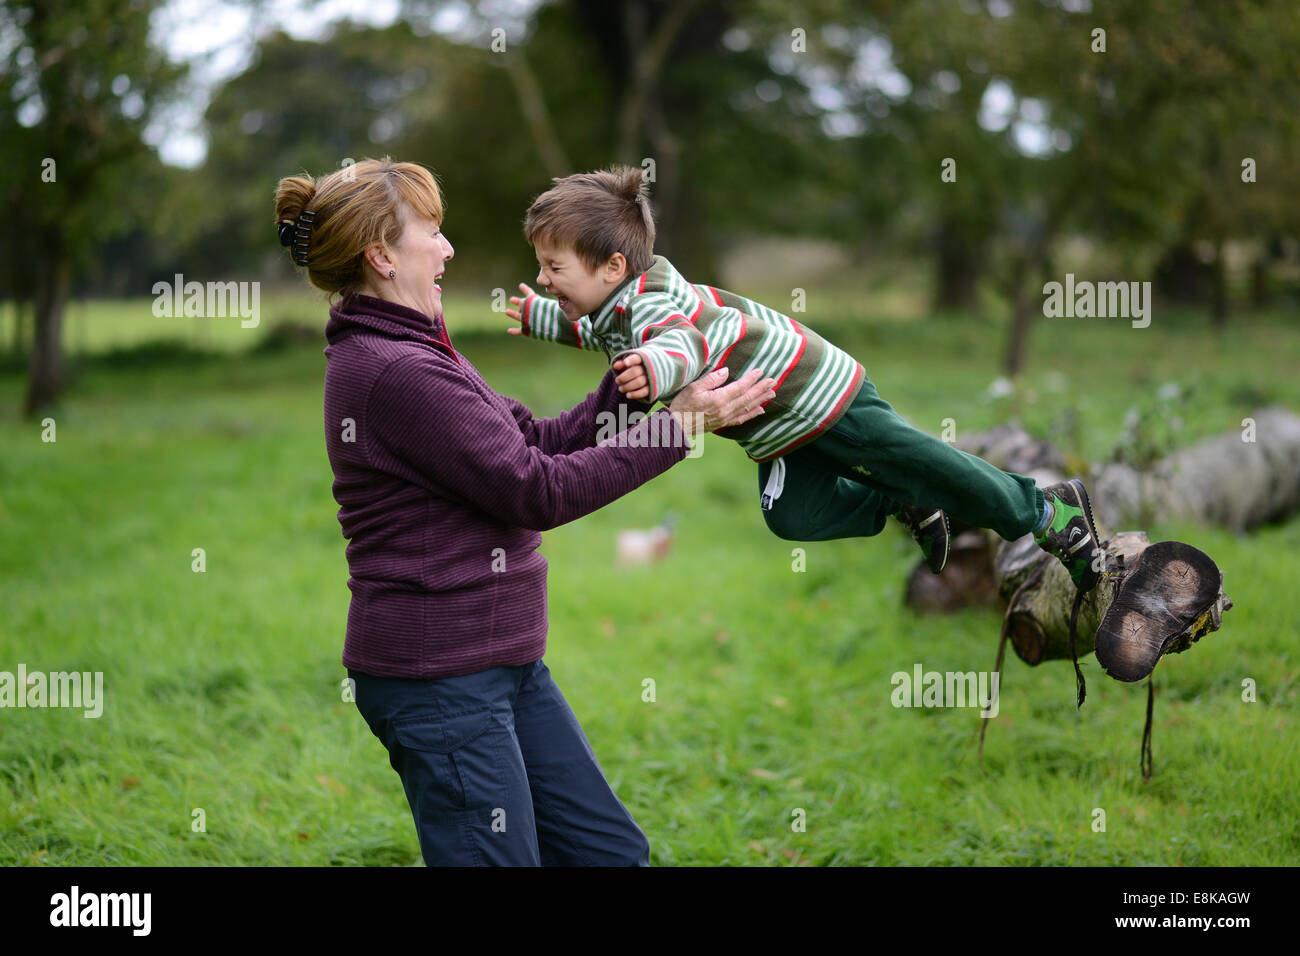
[{"left": 349, "top": 659, "right": 649, "bottom": 866}]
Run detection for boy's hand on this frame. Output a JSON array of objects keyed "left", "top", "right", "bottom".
[
  {"left": 612, "top": 352, "right": 651, "bottom": 400},
  {"left": 505, "top": 282, "right": 536, "bottom": 336}
]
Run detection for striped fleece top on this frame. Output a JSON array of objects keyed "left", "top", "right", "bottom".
[
  {"left": 520, "top": 254, "right": 865, "bottom": 461},
  {"left": 322, "top": 292, "right": 689, "bottom": 679}
]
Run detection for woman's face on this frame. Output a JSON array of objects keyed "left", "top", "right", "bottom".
[{"left": 385, "top": 213, "right": 455, "bottom": 318}]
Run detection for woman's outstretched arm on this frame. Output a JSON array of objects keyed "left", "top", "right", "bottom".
[
  {"left": 365, "top": 352, "right": 688, "bottom": 532},
  {"left": 501, "top": 368, "right": 657, "bottom": 457}
]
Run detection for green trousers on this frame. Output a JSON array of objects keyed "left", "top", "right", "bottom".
[{"left": 757, "top": 374, "right": 1046, "bottom": 543}]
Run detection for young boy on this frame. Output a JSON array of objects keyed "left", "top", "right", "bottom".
[{"left": 504, "top": 166, "right": 1105, "bottom": 592}]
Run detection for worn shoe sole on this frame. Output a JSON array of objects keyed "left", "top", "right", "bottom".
[{"left": 1095, "top": 541, "right": 1220, "bottom": 682}]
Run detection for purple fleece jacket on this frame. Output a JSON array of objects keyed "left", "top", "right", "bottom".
[{"left": 322, "top": 292, "right": 690, "bottom": 679}]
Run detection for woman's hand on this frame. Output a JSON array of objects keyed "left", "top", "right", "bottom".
[{"left": 666, "top": 367, "right": 778, "bottom": 438}]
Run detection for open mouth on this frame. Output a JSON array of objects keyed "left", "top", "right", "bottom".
[{"left": 434, "top": 271, "right": 444, "bottom": 290}]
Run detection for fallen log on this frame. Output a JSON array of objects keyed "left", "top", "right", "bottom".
[
  {"left": 895, "top": 413, "right": 1256, "bottom": 778},
  {"left": 993, "top": 529, "right": 1231, "bottom": 684},
  {"left": 979, "top": 526, "right": 1231, "bottom": 780},
  {"left": 905, "top": 406, "right": 1294, "bottom": 615},
  {"left": 1089, "top": 405, "right": 1300, "bottom": 532}
]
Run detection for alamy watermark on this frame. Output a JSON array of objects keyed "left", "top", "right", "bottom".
[
  {"left": 152, "top": 274, "right": 260, "bottom": 328},
  {"left": 50, "top": 886, "right": 150, "bottom": 935},
  {"left": 891, "top": 663, "right": 999, "bottom": 717},
  {"left": 595, "top": 405, "right": 704, "bottom": 457},
  {"left": 0, "top": 664, "right": 104, "bottom": 718},
  {"left": 1042, "top": 273, "right": 1151, "bottom": 328}
]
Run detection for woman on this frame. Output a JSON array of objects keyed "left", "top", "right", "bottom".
[{"left": 274, "top": 157, "right": 776, "bottom": 866}]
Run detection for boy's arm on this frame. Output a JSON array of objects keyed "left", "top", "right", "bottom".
[
  {"left": 609, "top": 292, "right": 710, "bottom": 403},
  {"left": 506, "top": 284, "right": 604, "bottom": 350}
]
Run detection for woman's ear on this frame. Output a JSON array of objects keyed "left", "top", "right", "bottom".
[{"left": 364, "top": 242, "right": 395, "bottom": 281}]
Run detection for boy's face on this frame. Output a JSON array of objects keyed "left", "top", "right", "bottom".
[{"left": 534, "top": 239, "right": 628, "bottom": 320}]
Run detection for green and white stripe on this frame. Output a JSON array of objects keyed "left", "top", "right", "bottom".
[
  {"left": 521, "top": 256, "right": 864, "bottom": 462},
  {"left": 522, "top": 296, "right": 604, "bottom": 350}
]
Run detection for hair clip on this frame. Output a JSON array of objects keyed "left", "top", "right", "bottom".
[
  {"left": 293, "top": 210, "right": 315, "bottom": 266},
  {"left": 278, "top": 210, "right": 316, "bottom": 266}
]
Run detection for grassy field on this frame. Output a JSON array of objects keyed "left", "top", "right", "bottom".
[
  {"left": 1, "top": 294, "right": 1297, "bottom": 866},
  {"left": 0, "top": 288, "right": 508, "bottom": 356}
]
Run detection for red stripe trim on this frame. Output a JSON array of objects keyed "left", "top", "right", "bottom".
[
  {"left": 572, "top": 320, "right": 583, "bottom": 349},
  {"left": 521, "top": 295, "right": 532, "bottom": 335},
  {"left": 760, "top": 363, "right": 864, "bottom": 459},
  {"left": 713, "top": 311, "right": 747, "bottom": 370},
  {"left": 637, "top": 274, "right": 647, "bottom": 294},
  {"left": 707, "top": 286, "right": 723, "bottom": 306},
  {"left": 422, "top": 329, "right": 462, "bottom": 366},
  {"left": 641, "top": 312, "right": 688, "bottom": 343},
  {"left": 685, "top": 295, "right": 708, "bottom": 363},
  {"left": 772, "top": 319, "right": 807, "bottom": 390},
  {"left": 643, "top": 350, "right": 658, "bottom": 397}
]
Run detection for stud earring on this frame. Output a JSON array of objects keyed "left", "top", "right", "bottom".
[{"left": 388, "top": 270, "right": 396, "bottom": 279}]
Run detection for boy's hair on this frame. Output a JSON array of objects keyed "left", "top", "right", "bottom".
[{"left": 523, "top": 165, "right": 656, "bottom": 276}]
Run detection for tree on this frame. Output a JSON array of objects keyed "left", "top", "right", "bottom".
[
  {"left": 191, "top": 24, "right": 483, "bottom": 278},
  {"left": 771, "top": 0, "right": 1300, "bottom": 366},
  {"left": 396, "top": 0, "right": 852, "bottom": 278},
  {"left": 0, "top": 0, "right": 184, "bottom": 414},
  {"left": 924, "top": 0, "right": 1300, "bottom": 367}
]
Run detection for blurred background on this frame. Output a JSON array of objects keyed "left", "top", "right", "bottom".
[
  {"left": 4, "top": 0, "right": 1299, "bottom": 409},
  {"left": 2, "top": 0, "right": 1298, "bottom": 866}
]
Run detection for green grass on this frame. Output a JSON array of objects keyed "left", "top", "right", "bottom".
[
  {"left": 0, "top": 287, "right": 512, "bottom": 358},
  {"left": 1, "top": 297, "right": 1297, "bottom": 866}
]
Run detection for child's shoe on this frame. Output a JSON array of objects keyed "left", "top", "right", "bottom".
[
  {"left": 895, "top": 505, "right": 950, "bottom": 574},
  {"left": 1033, "top": 478, "right": 1103, "bottom": 592}
]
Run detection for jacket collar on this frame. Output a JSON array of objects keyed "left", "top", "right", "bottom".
[
  {"left": 325, "top": 292, "right": 458, "bottom": 361},
  {"left": 588, "top": 268, "right": 645, "bottom": 331}
]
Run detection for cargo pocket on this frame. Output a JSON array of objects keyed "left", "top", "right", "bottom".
[
  {"left": 827, "top": 421, "right": 865, "bottom": 446},
  {"left": 391, "top": 709, "right": 502, "bottom": 811}
]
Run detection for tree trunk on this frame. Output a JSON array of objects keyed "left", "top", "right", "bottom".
[
  {"left": 573, "top": 0, "right": 725, "bottom": 276},
  {"left": 1210, "top": 236, "right": 1229, "bottom": 329},
  {"left": 934, "top": 215, "right": 981, "bottom": 310},
  {"left": 1000, "top": 260, "right": 1033, "bottom": 377},
  {"left": 907, "top": 407, "right": 1300, "bottom": 606},
  {"left": 25, "top": 248, "right": 71, "bottom": 415},
  {"left": 612, "top": 0, "right": 698, "bottom": 267},
  {"left": 501, "top": 47, "right": 571, "bottom": 180},
  {"left": 11, "top": 298, "right": 27, "bottom": 359},
  {"left": 1250, "top": 253, "right": 1270, "bottom": 309},
  {"left": 1153, "top": 242, "right": 1205, "bottom": 303}
]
